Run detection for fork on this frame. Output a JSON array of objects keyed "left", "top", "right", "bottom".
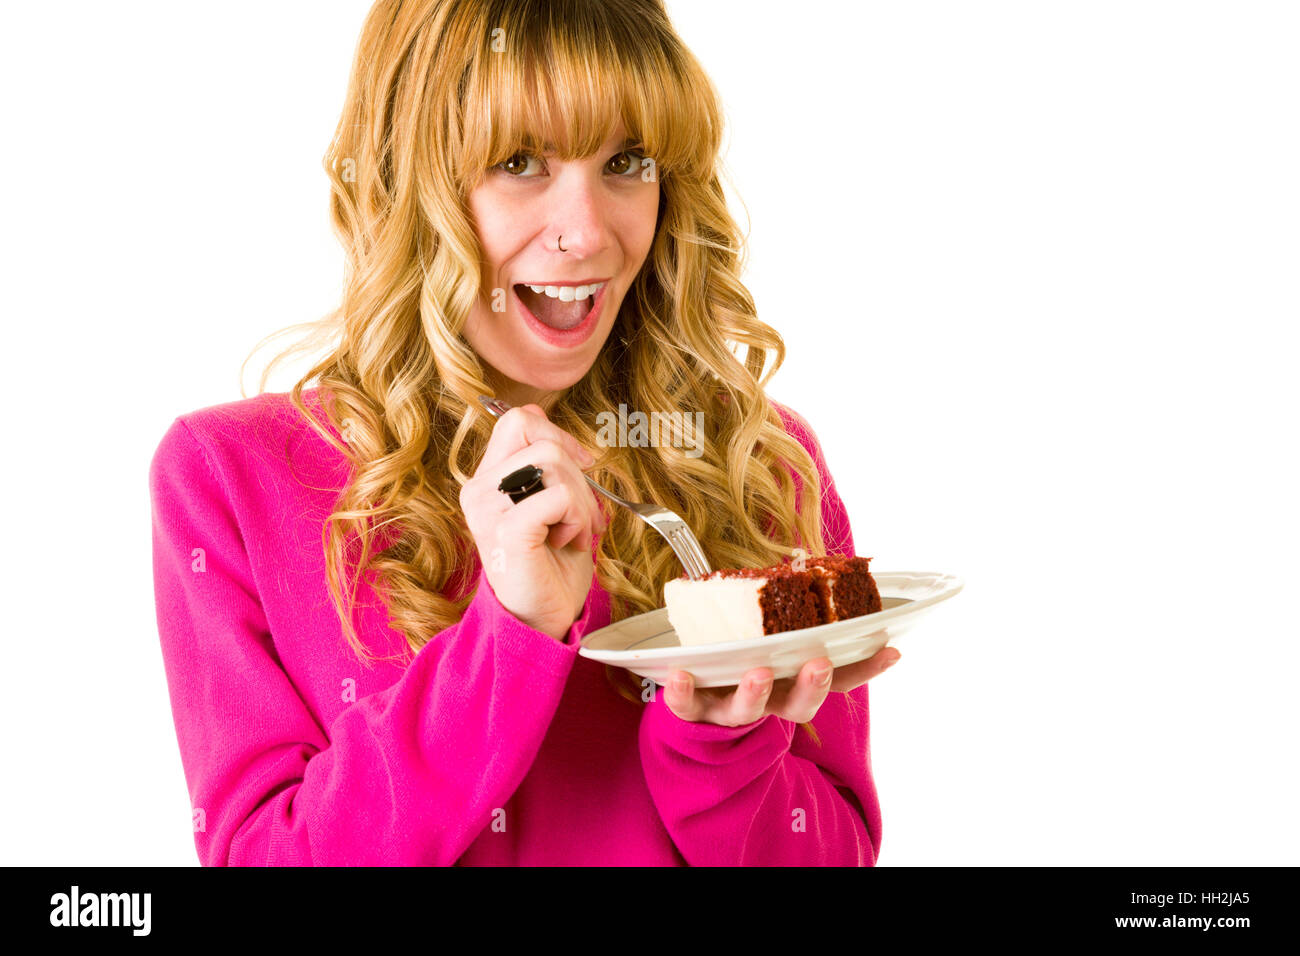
[{"left": 476, "top": 395, "right": 713, "bottom": 580}]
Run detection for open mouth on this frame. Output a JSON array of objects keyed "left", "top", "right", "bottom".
[{"left": 514, "top": 281, "right": 606, "bottom": 331}]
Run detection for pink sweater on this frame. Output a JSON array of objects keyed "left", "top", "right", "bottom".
[{"left": 149, "top": 389, "right": 881, "bottom": 865}]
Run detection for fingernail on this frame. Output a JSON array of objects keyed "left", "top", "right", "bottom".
[
  {"left": 672, "top": 677, "right": 690, "bottom": 694},
  {"left": 813, "top": 666, "right": 833, "bottom": 685},
  {"left": 751, "top": 679, "right": 772, "bottom": 695},
  {"left": 882, "top": 657, "right": 899, "bottom": 670}
]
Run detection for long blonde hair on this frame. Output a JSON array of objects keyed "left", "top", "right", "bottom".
[{"left": 243, "top": 0, "right": 830, "bottom": 728}]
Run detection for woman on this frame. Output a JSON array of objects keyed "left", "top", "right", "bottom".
[{"left": 149, "top": 0, "right": 900, "bottom": 866}]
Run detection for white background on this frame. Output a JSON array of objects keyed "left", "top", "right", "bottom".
[{"left": 1, "top": 1, "right": 1296, "bottom": 865}]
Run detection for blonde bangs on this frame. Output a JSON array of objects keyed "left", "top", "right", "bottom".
[{"left": 455, "top": 0, "right": 717, "bottom": 192}]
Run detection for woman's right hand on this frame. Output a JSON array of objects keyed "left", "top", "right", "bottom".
[{"left": 459, "top": 403, "right": 607, "bottom": 641}]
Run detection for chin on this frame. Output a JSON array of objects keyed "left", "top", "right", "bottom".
[{"left": 517, "top": 365, "right": 595, "bottom": 394}]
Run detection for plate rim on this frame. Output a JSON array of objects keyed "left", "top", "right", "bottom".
[{"left": 578, "top": 569, "right": 963, "bottom": 660}]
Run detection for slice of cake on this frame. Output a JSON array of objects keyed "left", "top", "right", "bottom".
[
  {"left": 805, "top": 555, "right": 883, "bottom": 624},
  {"left": 663, "top": 555, "right": 882, "bottom": 647}
]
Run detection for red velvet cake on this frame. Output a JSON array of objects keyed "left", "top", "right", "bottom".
[
  {"left": 806, "top": 555, "right": 883, "bottom": 623},
  {"left": 663, "top": 555, "right": 882, "bottom": 647}
]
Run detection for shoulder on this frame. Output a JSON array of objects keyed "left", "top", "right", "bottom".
[
  {"left": 767, "top": 396, "right": 810, "bottom": 436},
  {"left": 766, "top": 395, "right": 827, "bottom": 466},
  {"left": 166, "top": 387, "right": 336, "bottom": 447},
  {"left": 149, "top": 387, "right": 344, "bottom": 501},
  {"left": 764, "top": 394, "right": 856, "bottom": 554}
]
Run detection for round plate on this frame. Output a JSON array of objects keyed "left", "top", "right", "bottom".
[{"left": 578, "top": 571, "right": 963, "bottom": 688}]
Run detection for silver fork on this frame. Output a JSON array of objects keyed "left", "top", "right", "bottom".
[{"left": 476, "top": 395, "right": 713, "bottom": 580}]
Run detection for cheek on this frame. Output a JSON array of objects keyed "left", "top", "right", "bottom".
[
  {"left": 467, "top": 192, "right": 515, "bottom": 269},
  {"left": 460, "top": 301, "right": 486, "bottom": 347},
  {"left": 626, "top": 188, "right": 661, "bottom": 262}
]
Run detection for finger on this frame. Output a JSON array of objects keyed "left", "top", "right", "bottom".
[
  {"left": 561, "top": 521, "right": 593, "bottom": 554},
  {"left": 768, "top": 657, "right": 834, "bottom": 723},
  {"left": 830, "top": 647, "right": 901, "bottom": 693},
  {"left": 507, "top": 414, "right": 604, "bottom": 529},
  {"left": 498, "top": 483, "right": 589, "bottom": 551},
  {"left": 663, "top": 670, "right": 703, "bottom": 722},
  {"left": 482, "top": 440, "right": 603, "bottom": 537},
  {"left": 726, "top": 668, "right": 774, "bottom": 727},
  {"left": 479, "top": 405, "right": 597, "bottom": 475}
]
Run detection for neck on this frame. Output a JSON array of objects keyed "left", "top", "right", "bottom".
[{"left": 483, "top": 369, "right": 563, "bottom": 415}]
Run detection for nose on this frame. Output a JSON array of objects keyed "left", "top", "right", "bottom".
[{"left": 545, "top": 168, "right": 609, "bottom": 259}]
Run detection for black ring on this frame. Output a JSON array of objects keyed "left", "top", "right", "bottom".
[{"left": 498, "top": 464, "right": 544, "bottom": 504}]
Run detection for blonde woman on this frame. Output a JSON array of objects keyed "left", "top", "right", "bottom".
[{"left": 150, "top": 0, "right": 900, "bottom": 866}]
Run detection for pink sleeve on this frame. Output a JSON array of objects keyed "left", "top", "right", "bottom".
[
  {"left": 150, "top": 418, "right": 586, "bottom": 865},
  {"left": 636, "top": 401, "right": 882, "bottom": 865}
]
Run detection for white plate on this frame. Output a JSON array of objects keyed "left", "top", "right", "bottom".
[{"left": 578, "top": 571, "right": 963, "bottom": 688}]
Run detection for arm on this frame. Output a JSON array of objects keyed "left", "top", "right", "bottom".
[
  {"left": 636, "top": 401, "right": 882, "bottom": 865},
  {"left": 150, "top": 417, "right": 586, "bottom": 865}
]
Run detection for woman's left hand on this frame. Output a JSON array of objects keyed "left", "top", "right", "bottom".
[{"left": 663, "top": 648, "right": 901, "bottom": 727}]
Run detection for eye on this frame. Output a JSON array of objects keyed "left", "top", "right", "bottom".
[
  {"left": 496, "top": 151, "right": 545, "bottom": 177},
  {"left": 607, "top": 150, "right": 649, "bottom": 177}
]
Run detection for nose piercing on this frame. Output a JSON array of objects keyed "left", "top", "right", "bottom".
[{"left": 557, "top": 234, "right": 566, "bottom": 252}]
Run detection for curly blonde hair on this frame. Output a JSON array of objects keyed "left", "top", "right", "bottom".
[{"left": 242, "top": 0, "right": 832, "bottom": 731}]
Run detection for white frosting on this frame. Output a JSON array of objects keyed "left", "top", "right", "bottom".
[{"left": 663, "top": 576, "right": 765, "bottom": 647}]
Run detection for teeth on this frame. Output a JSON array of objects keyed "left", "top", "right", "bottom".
[{"left": 522, "top": 281, "right": 605, "bottom": 301}]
